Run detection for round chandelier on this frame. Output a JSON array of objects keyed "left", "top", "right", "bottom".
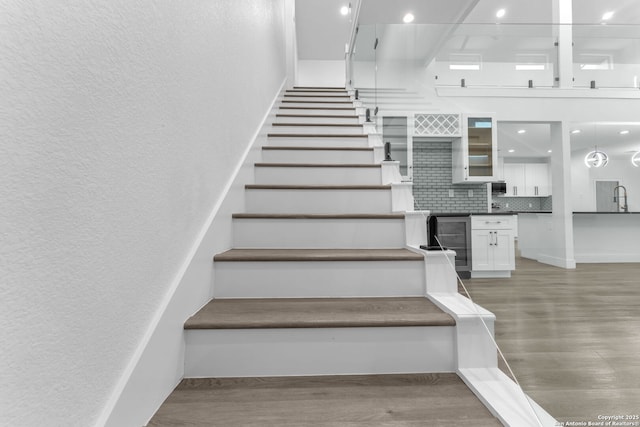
[{"left": 584, "top": 146, "right": 609, "bottom": 168}]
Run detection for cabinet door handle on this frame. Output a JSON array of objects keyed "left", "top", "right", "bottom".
[
  {"left": 535, "top": 186, "right": 539, "bottom": 195},
  {"left": 494, "top": 231, "right": 498, "bottom": 246}
]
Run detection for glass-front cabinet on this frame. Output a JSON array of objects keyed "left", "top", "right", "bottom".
[{"left": 452, "top": 114, "right": 498, "bottom": 183}]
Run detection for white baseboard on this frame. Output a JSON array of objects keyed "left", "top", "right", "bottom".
[
  {"left": 459, "top": 367, "right": 557, "bottom": 427},
  {"left": 471, "top": 270, "right": 512, "bottom": 278},
  {"left": 537, "top": 253, "right": 577, "bottom": 269},
  {"left": 575, "top": 253, "right": 640, "bottom": 263}
]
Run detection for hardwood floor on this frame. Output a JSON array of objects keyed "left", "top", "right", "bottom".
[
  {"left": 464, "top": 255, "right": 640, "bottom": 425},
  {"left": 147, "top": 374, "right": 502, "bottom": 426},
  {"left": 148, "top": 255, "right": 640, "bottom": 426}
]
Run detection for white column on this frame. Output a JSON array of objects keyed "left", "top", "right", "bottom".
[
  {"left": 552, "top": 0, "right": 573, "bottom": 88},
  {"left": 549, "top": 121, "right": 576, "bottom": 268}
]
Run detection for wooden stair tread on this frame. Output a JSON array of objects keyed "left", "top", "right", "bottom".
[
  {"left": 283, "top": 100, "right": 353, "bottom": 104},
  {"left": 284, "top": 94, "right": 351, "bottom": 98},
  {"left": 276, "top": 114, "right": 360, "bottom": 118},
  {"left": 245, "top": 184, "right": 390, "bottom": 190},
  {"left": 232, "top": 213, "right": 404, "bottom": 219},
  {"left": 262, "top": 146, "right": 373, "bottom": 151},
  {"left": 293, "top": 86, "right": 346, "bottom": 90},
  {"left": 148, "top": 373, "right": 501, "bottom": 426},
  {"left": 268, "top": 133, "right": 367, "bottom": 138},
  {"left": 279, "top": 106, "right": 356, "bottom": 110},
  {"left": 213, "top": 248, "right": 423, "bottom": 262},
  {"left": 254, "top": 163, "right": 380, "bottom": 168},
  {"left": 272, "top": 123, "right": 363, "bottom": 128},
  {"left": 185, "top": 297, "right": 455, "bottom": 329}
]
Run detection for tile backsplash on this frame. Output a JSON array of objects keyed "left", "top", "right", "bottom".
[
  {"left": 413, "top": 141, "right": 488, "bottom": 213},
  {"left": 492, "top": 196, "right": 553, "bottom": 212}
]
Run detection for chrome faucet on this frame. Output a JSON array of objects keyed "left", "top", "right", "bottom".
[{"left": 613, "top": 185, "right": 629, "bottom": 213}]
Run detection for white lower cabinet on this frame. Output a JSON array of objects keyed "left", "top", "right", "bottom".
[{"left": 471, "top": 215, "right": 515, "bottom": 278}]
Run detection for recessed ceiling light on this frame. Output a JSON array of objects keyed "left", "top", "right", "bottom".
[
  {"left": 517, "top": 129, "right": 526, "bottom": 134},
  {"left": 548, "top": 149, "right": 553, "bottom": 153},
  {"left": 403, "top": 13, "right": 414, "bottom": 23},
  {"left": 508, "top": 149, "right": 515, "bottom": 153},
  {"left": 620, "top": 130, "right": 630, "bottom": 135},
  {"left": 515, "top": 64, "right": 546, "bottom": 71},
  {"left": 340, "top": 6, "right": 349, "bottom": 16},
  {"left": 449, "top": 64, "right": 481, "bottom": 71},
  {"left": 496, "top": 9, "right": 506, "bottom": 18},
  {"left": 602, "top": 11, "right": 614, "bottom": 20},
  {"left": 571, "top": 129, "right": 581, "bottom": 134}
]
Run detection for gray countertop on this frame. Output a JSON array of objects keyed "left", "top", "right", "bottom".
[
  {"left": 573, "top": 211, "right": 639, "bottom": 214},
  {"left": 432, "top": 212, "right": 517, "bottom": 217},
  {"left": 515, "top": 211, "right": 639, "bottom": 215},
  {"left": 434, "top": 211, "right": 639, "bottom": 216}
]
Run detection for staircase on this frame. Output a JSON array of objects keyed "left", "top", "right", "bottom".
[
  {"left": 184, "top": 87, "right": 458, "bottom": 378},
  {"left": 146, "top": 87, "right": 555, "bottom": 426}
]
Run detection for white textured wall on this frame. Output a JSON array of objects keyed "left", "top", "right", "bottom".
[{"left": 0, "top": 1, "right": 286, "bottom": 426}]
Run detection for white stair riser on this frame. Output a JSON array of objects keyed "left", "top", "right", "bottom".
[
  {"left": 286, "top": 91, "right": 349, "bottom": 96},
  {"left": 292, "top": 88, "right": 349, "bottom": 92},
  {"left": 214, "top": 259, "right": 425, "bottom": 298},
  {"left": 281, "top": 102, "right": 355, "bottom": 109},
  {"left": 278, "top": 108, "right": 357, "bottom": 116},
  {"left": 271, "top": 125, "right": 364, "bottom": 135},
  {"left": 261, "top": 149, "right": 375, "bottom": 164},
  {"left": 254, "top": 166, "right": 382, "bottom": 185},
  {"left": 232, "top": 217, "right": 406, "bottom": 249},
  {"left": 283, "top": 96, "right": 353, "bottom": 103},
  {"left": 275, "top": 116, "right": 361, "bottom": 125},
  {"left": 267, "top": 136, "right": 370, "bottom": 148},
  {"left": 184, "top": 326, "right": 455, "bottom": 378},
  {"left": 245, "top": 188, "right": 392, "bottom": 214}
]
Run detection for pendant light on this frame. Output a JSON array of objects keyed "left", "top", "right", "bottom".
[
  {"left": 584, "top": 125, "right": 608, "bottom": 168},
  {"left": 584, "top": 146, "right": 609, "bottom": 168}
]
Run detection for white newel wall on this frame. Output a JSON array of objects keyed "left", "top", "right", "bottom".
[
  {"left": 1, "top": 1, "right": 287, "bottom": 427},
  {"left": 297, "top": 60, "right": 346, "bottom": 87}
]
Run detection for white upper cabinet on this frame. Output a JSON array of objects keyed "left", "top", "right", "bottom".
[
  {"left": 502, "top": 162, "right": 551, "bottom": 197},
  {"left": 525, "top": 163, "right": 550, "bottom": 196},
  {"left": 503, "top": 164, "right": 526, "bottom": 196},
  {"left": 452, "top": 114, "right": 498, "bottom": 184}
]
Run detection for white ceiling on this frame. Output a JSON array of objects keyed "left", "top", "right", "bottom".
[
  {"left": 295, "top": 0, "right": 640, "bottom": 158},
  {"left": 295, "top": 0, "right": 352, "bottom": 60},
  {"left": 296, "top": 0, "right": 640, "bottom": 62},
  {"left": 357, "top": 0, "right": 479, "bottom": 24},
  {"left": 498, "top": 122, "right": 640, "bottom": 159}
]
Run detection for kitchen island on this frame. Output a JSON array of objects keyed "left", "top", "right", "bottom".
[{"left": 518, "top": 212, "right": 640, "bottom": 264}]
